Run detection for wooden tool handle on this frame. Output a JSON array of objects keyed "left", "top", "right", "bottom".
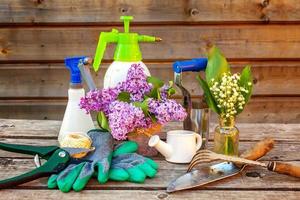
[
  {"left": 240, "top": 138, "right": 274, "bottom": 160},
  {"left": 267, "top": 162, "right": 300, "bottom": 178}
]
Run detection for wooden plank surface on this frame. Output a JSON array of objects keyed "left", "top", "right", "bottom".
[
  {"left": 1, "top": 96, "right": 300, "bottom": 123},
  {"left": 0, "top": 139, "right": 298, "bottom": 160},
  {"left": 0, "top": 190, "right": 299, "bottom": 200},
  {"left": 1, "top": 119, "right": 299, "bottom": 141},
  {"left": 1, "top": 61, "right": 300, "bottom": 97},
  {"left": 0, "top": 119, "right": 299, "bottom": 199},
  {"left": 1, "top": 159, "right": 300, "bottom": 190},
  {"left": 1, "top": 0, "right": 300, "bottom": 24},
  {"left": 2, "top": 25, "right": 300, "bottom": 61}
]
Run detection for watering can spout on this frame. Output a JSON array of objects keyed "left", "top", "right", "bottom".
[{"left": 148, "top": 135, "right": 173, "bottom": 159}]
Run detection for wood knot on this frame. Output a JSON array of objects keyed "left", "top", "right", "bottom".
[
  {"left": 1, "top": 48, "right": 9, "bottom": 55},
  {"left": 120, "top": 7, "right": 129, "bottom": 14},
  {"left": 0, "top": 47, "right": 11, "bottom": 56},
  {"left": 33, "top": 0, "right": 44, "bottom": 5},
  {"left": 261, "top": 0, "right": 269, "bottom": 7},
  {"left": 271, "top": 156, "right": 280, "bottom": 160},
  {"left": 189, "top": 8, "right": 199, "bottom": 16},
  {"left": 246, "top": 171, "right": 262, "bottom": 178},
  {"left": 157, "top": 193, "right": 168, "bottom": 199},
  {"left": 0, "top": 158, "right": 14, "bottom": 167},
  {"left": 260, "top": 14, "right": 270, "bottom": 23},
  {"left": 253, "top": 77, "right": 258, "bottom": 84},
  {"left": 0, "top": 124, "right": 15, "bottom": 128}
]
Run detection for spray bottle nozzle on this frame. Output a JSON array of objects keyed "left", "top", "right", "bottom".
[
  {"left": 65, "top": 56, "right": 87, "bottom": 84},
  {"left": 173, "top": 58, "right": 208, "bottom": 73},
  {"left": 92, "top": 16, "right": 161, "bottom": 72}
]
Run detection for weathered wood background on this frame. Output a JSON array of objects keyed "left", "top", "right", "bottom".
[{"left": 0, "top": 0, "right": 299, "bottom": 123}]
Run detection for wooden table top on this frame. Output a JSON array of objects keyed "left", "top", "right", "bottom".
[{"left": 0, "top": 119, "right": 299, "bottom": 199}]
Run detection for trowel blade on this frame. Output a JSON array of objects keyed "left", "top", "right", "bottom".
[{"left": 167, "top": 162, "right": 245, "bottom": 193}]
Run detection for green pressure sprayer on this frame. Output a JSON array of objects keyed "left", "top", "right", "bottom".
[{"left": 93, "top": 16, "right": 161, "bottom": 88}]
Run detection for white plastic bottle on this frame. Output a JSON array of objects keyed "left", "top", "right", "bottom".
[
  {"left": 92, "top": 16, "right": 161, "bottom": 88},
  {"left": 58, "top": 57, "right": 95, "bottom": 144},
  {"left": 103, "top": 61, "right": 150, "bottom": 88}
]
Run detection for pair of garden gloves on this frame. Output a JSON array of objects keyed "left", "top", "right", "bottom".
[{"left": 48, "top": 129, "right": 158, "bottom": 192}]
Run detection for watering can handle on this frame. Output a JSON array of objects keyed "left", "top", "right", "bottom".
[
  {"left": 195, "top": 134, "right": 202, "bottom": 151},
  {"left": 173, "top": 58, "right": 207, "bottom": 73}
]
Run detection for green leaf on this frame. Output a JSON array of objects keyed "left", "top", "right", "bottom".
[
  {"left": 148, "top": 88, "right": 160, "bottom": 99},
  {"left": 167, "top": 87, "right": 176, "bottom": 96},
  {"left": 117, "top": 91, "right": 131, "bottom": 103},
  {"left": 206, "top": 46, "right": 230, "bottom": 85},
  {"left": 147, "top": 76, "right": 164, "bottom": 88},
  {"left": 133, "top": 100, "right": 149, "bottom": 116},
  {"left": 149, "top": 114, "right": 158, "bottom": 123},
  {"left": 96, "top": 111, "right": 110, "bottom": 131},
  {"left": 196, "top": 75, "right": 220, "bottom": 114},
  {"left": 239, "top": 65, "right": 253, "bottom": 103},
  {"left": 146, "top": 76, "right": 165, "bottom": 100},
  {"left": 237, "top": 65, "right": 253, "bottom": 114}
]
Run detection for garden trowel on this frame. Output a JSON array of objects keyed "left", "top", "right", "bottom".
[{"left": 167, "top": 138, "right": 274, "bottom": 193}]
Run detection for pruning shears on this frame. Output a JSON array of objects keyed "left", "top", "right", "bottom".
[{"left": 0, "top": 142, "right": 92, "bottom": 189}]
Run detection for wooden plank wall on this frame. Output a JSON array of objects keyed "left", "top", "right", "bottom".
[{"left": 0, "top": 0, "right": 299, "bottom": 123}]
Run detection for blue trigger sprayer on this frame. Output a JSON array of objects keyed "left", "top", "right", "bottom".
[
  {"left": 173, "top": 58, "right": 210, "bottom": 149},
  {"left": 58, "top": 56, "right": 95, "bottom": 144}
]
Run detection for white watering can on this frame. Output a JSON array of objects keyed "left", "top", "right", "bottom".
[{"left": 148, "top": 130, "right": 202, "bottom": 163}]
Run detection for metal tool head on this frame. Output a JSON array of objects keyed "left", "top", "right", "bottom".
[
  {"left": 167, "top": 162, "right": 245, "bottom": 193},
  {"left": 78, "top": 57, "right": 97, "bottom": 91},
  {"left": 33, "top": 147, "right": 94, "bottom": 167},
  {"left": 174, "top": 69, "right": 209, "bottom": 149}
]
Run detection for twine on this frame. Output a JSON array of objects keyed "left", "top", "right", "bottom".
[{"left": 60, "top": 133, "right": 92, "bottom": 158}]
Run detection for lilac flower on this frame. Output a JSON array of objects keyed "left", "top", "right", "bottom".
[
  {"left": 79, "top": 87, "right": 120, "bottom": 115},
  {"left": 79, "top": 63, "right": 187, "bottom": 140},
  {"left": 148, "top": 98, "right": 187, "bottom": 125},
  {"left": 160, "top": 84, "right": 170, "bottom": 100},
  {"left": 120, "top": 63, "right": 152, "bottom": 101},
  {"left": 108, "top": 101, "right": 146, "bottom": 140}
]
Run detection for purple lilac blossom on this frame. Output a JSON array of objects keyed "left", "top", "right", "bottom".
[
  {"left": 120, "top": 63, "right": 152, "bottom": 101},
  {"left": 148, "top": 98, "right": 187, "bottom": 125},
  {"left": 160, "top": 84, "right": 170, "bottom": 100},
  {"left": 108, "top": 100, "right": 146, "bottom": 140},
  {"left": 79, "top": 87, "right": 120, "bottom": 115},
  {"left": 80, "top": 63, "right": 187, "bottom": 140}
]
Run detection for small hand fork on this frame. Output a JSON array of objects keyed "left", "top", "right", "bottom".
[{"left": 188, "top": 150, "right": 300, "bottom": 178}]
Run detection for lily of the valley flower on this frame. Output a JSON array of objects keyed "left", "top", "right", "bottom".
[{"left": 210, "top": 72, "right": 251, "bottom": 120}]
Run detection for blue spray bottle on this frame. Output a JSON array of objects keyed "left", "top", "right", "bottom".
[{"left": 58, "top": 56, "right": 95, "bottom": 144}]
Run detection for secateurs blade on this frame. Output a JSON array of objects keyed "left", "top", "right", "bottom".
[{"left": 0, "top": 142, "right": 92, "bottom": 189}]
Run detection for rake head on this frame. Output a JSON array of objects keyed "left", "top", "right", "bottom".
[{"left": 187, "top": 150, "right": 220, "bottom": 172}]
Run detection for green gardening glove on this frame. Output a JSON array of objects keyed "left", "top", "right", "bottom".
[
  {"left": 48, "top": 130, "right": 138, "bottom": 192},
  {"left": 48, "top": 129, "right": 114, "bottom": 192},
  {"left": 109, "top": 153, "right": 159, "bottom": 183}
]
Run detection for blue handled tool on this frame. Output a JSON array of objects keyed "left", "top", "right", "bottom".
[
  {"left": 173, "top": 58, "right": 209, "bottom": 149},
  {"left": 173, "top": 58, "right": 207, "bottom": 73},
  {"left": 0, "top": 142, "right": 92, "bottom": 189}
]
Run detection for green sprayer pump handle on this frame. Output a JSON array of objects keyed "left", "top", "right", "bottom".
[
  {"left": 92, "top": 16, "right": 161, "bottom": 72},
  {"left": 93, "top": 29, "right": 118, "bottom": 72},
  {"left": 121, "top": 16, "right": 133, "bottom": 33}
]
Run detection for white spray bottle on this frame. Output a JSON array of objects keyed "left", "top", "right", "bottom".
[
  {"left": 58, "top": 56, "right": 95, "bottom": 144},
  {"left": 92, "top": 16, "right": 161, "bottom": 88}
]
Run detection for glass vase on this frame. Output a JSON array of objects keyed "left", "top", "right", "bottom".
[{"left": 214, "top": 117, "right": 239, "bottom": 156}]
